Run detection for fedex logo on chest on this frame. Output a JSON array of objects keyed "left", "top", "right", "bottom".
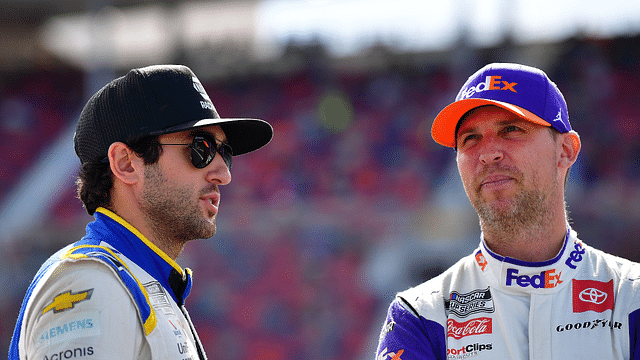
[
  {"left": 459, "top": 75, "right": 518, "bottom": 99},
  {"left": 505, "top": 268, "right": 562, "bottom": 289}
]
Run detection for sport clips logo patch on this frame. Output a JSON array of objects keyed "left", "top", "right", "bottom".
[
  {"left": 572, "top": 279, "right": 614, "bottom": 313},
  {"left": 459, "top": 75, "right": 517, "bottom": 99}
]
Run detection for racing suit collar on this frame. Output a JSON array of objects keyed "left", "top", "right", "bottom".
[
  {"left": 476, "top": 229, "right": 586, "bottom": 294},
  {"left": 86, "top": 207, "right": 193, "bottom": 305}
]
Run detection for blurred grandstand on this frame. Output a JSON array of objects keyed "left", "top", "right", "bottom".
[{"left": 2, "top": 1, "right": 640, "bottom": 359}]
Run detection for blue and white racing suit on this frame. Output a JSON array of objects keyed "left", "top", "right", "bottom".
[
  {"left": 376, "top": 228, "right": 640, "bottom": 359},
  {"left": 9, "top": 207, "right": 207, "bottom": 360}
]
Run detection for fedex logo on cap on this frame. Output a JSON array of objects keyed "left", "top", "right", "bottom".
[
  {"left": 505, "top": 268, "right": 562, "bottom": 289},
  {"left": 459, "top": 76, "right": 518, "bottom": 100}
]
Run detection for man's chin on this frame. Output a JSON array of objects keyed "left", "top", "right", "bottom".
[
  {"left": 474, "top": 192, "right": 515, "bottom": 209},
  {"left": 189, "top": 216, "right": 217, "bottom": 240},
  {"left": 473, "top": 198, "right": 517, "bottom": 220},
  {"left": 201, "top": 221, "right": 216, "bottom": 239}
]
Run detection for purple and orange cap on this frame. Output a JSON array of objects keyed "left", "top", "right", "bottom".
[{"left": 431, "top": 63, "right": 572, "bottom": 148}]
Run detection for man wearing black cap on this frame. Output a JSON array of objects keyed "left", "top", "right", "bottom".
[
  {"left": 375, "top": 63, "right": 640, "bottom": 359},
  {"left": 9, "top": 65, "right": 273, "bottom": 360}
]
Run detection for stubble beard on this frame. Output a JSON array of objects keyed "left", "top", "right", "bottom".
[
  {"left": 472, "top": 185, "right": 552, "bottom": 240},
  {"left": 141, "top": 164, "right": 217, "bottom": 248}
]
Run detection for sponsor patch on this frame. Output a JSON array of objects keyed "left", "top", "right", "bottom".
[
  {"left": 377, "top": 347, "right": 404, "bottom": 360},
  {"left": 556, "top": 319, "right": 622, "bottom": 332},
  {"left": 169, "top": 319, "right": 184, "bottom": 337},
  {"left": 448, "top": 317, "right": 492, "bottom": 339},
  {"left": 379, "top": 320, "right": 396, "bottom": 341},
  {"left": 192, "top": 76, "right": 211, "bottom": 101},
  {"left": 445, "top": 288, "right": 495, "bottom": 318},
  {"left": 144, "top": 281, "right": 175, "bottom": 315},
  {"left": 458, "top": 74, "right": 517, "bottom": 99},
  {"left": 192, "top": 76, "right": 215, "bottom": 110},
  {"left": 177, "top": 341, "right": 193, "bottom": 355},
  {"left": 42, "top": 289, "right": 94, "bottom": 315},
  {"left": 43, "top": 346, "right": 94, "bottom": 360},
  {"left": 38, "top": 311, "right": 101, "bottom": 346},
  {"left": 505, "top": 268, "right": 562, "bottom": 289},
  {"left": 446, "top": 343, "right": 492, "bottom": 359},
  {"left": 565, "top": 241, "right": 585, "bottom": 270},
  {"left": 475, "top": 251, "right": 487, "bottom": 272},
  {"left": 572, "top": 279, "right": 614, "bottom": 313}
]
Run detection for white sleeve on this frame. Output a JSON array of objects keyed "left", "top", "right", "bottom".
[{"left": 20, "top": 259, "right": 151, "bottom": 360}]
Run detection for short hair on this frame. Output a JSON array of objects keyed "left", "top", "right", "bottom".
[{"left": 76, "top": 135, "right": 162, "bottom": 215}]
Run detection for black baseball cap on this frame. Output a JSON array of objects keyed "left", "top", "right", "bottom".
[{"left": 74, "top": 64, "right": 273, "bottom": 165}]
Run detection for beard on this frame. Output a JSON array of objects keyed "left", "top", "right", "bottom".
[
  {"left": 140, "top": 164, "right": 217, "bottom": 245},
  {"left": 472, "top": 186, "right": 551, "bottom": 236},
  {"left": 470, "top": 165, "right": 557, "bottom": 237}
]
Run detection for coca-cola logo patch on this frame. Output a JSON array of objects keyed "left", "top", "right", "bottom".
[{"left": 448, "top": 317, "right": 492, "bottom": 339}]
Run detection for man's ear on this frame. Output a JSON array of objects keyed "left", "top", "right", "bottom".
[
  {"left": 108, "top": 142, "right": 144, "bottom": 185},
  {"left": 559, "top": 131, "right": 581, "bottom": 168}
]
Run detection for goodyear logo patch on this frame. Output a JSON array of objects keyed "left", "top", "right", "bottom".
[{"left": 43, "top": 289, "right": 94, "bottom": 315}]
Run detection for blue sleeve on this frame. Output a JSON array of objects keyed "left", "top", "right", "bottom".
[
  {"left": 630, "top": 308, "right": 640, "bottom": 360},
  {"left": 375, "top": 298, "right": 446, "bottom": 360}
]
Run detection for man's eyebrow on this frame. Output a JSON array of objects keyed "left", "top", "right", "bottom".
[
  {"left": 498, "top": 118, "right": 526, "bottom": 126},
  {"left": 189, "top": 129, "right": 228, "bottom": 143},
  {"left": 456, "top": 117, "right": 527, "bottom": 139},
  {"left": 456, "top": 123, "right": 478, "bottom": 137},
  {"left": 189, "top": 129, "right": 210, "bottom": 138},
  {"left": 459, "top": 118, "right": 525, "bottom": 132}
]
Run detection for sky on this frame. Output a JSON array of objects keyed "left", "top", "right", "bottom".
[
  {"left": 258, "top": 0, "right": 640, "bottom": 54},
  {"left": 40, "top": 0, "right": 640, "bottom": 68}
]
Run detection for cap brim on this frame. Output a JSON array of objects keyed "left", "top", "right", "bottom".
[
  {"left": 154, "top": 117, "right": 273, "bottom": 156},
  {"left": 431, "top": 98, "right": 552, "bottom": 148}
]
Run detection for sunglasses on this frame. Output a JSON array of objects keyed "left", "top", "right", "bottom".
[{"left": 160, "top": 136, "right": 233, "bottom": 169}]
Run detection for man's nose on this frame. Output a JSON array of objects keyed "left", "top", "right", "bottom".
[
  {"left": 478, "top": 142, "right": 504, "bottom": 164},
  {"left": 205, "top": 155, "right": 232, "bottom": 185}
]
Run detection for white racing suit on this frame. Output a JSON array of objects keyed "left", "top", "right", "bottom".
[
  {"left": 376, "top": 229, "right": 640, "bottom": 359},
  {"left": 9, "top": 207, "right": 207, "bottom": 360}
]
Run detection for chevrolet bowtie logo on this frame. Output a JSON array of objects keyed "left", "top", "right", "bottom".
[{"left": 42, "top": 289, "right": 94, "bottom": 315}]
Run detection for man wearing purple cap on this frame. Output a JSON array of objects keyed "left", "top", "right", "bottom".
[
  {"left": 375, "top": 63, "right": 640, "bottom": 359},
  {"left": 9, "top": 65, "right": 273, "bottom": 360}
]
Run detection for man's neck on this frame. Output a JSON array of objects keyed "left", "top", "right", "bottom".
[
  {"left": 142, "top": 220, "right": 186, "bottom": 260},
  {"left": 480, "top": 216, "right": 568, "bottom": 263},
  {"left": 110, "top": 197, "right": 184, "bottom": 260}
]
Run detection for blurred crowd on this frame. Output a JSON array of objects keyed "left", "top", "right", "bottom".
[{"left": 2, "top": 35, "right": 640, "bottom": 359}]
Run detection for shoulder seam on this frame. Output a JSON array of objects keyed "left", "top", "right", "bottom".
[
  {"left": 398, "top": 295, "right": 421, "bottom": 318},
  {"left": 64, "top": 245, "right": 157, "bottom": 336}
]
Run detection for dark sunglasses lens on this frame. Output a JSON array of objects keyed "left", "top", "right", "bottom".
[
  {"left": 190, "top": 139, "right": 214, "bottom": 169},
  {"left": 190, "top": 137, "right": 232, "bottom": 169},
  {"left": 219, "top": 144, "right": 233, "bottom": 169}
]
